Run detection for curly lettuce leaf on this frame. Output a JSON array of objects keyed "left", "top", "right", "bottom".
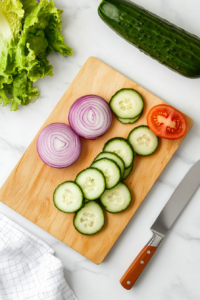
[
  {"left": 20, "top": 0, "right": 73, "bottom": 82},
  {"left": 11, "top": 70, "right": 40, "bottom": 111},
  {"left": 20, "top": 0, "right": 39, "bottom": 17},
  {"left": 0, "top": 0, "right": 24, "bottom": 89},
  {"left": 0, "top": 88, "right": 12, "bottom": 107},
  {"left": 15, "top": 0, "right": 73, "bottom": 84},
  {"left": 0, "top": 0, "right": 73, "bottom": 111},
  {"left": 24, "top": 0, "right": 73, "bottom": 57},
  {"left": 0, "top": 70, "right": 40, "bottom": 111}
]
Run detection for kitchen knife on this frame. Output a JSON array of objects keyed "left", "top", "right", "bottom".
[{"left": 120, "top": 160, "right": 200, "bottom": 290}]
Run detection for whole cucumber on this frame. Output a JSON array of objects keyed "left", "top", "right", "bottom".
[{"left": 98, "top": 0, "right": 200, "bottom": 78}]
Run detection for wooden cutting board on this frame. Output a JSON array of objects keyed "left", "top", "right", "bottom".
[{"left": 0, "top": 57, "right": 193, "bottom": 264}]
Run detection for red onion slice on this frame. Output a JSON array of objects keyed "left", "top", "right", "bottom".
[
  {"left": 37, "top": 123, "right": 81, "bottom": 168},
  {"left": 68, "top": 95, "right": 112, "bottom": 140}
]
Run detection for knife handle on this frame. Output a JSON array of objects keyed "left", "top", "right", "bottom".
[{"left": 120, "top": 232, "right": 163, "bottom": 290}]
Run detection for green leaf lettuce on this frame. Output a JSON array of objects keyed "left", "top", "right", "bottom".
[{"left": 0, "top": 0, "right": 73, "bottom": 111}]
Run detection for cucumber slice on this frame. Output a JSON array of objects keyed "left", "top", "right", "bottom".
[
  {"left": 123, "top": 163, "right": 134, "bottom": 180},
  {"left": 91, "top": 158, "right": 121, "bottom": 189},
  {"left": 103, "top": 137, "right": 134, "bottom": 168},
  {"left": 100, "top": 182, "right": 132, "bottom": 213},
  {"left": 73, "top": 201, "right": 105, "bottom": 235},
  {"left": 128, "top": 125, "right": 159, "bottom": 156},
  {"left": 110, "top": 88, "right": 144, "bottom": 119},
  {"left": 94, "top": 152, "right": 125, "bottom": 180},
  {"left": 75, "top": 168, "right": 105, "bottom": 200},
  {"left": 117, "top": 114, "right": 141, "bottom": 124},
  {"left": 53, "top": 181, "right": 84, "bottom": 213}
]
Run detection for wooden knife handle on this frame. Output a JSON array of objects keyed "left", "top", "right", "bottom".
[{"left": 120, "top": 232, "right": 163, "bottom": 290}]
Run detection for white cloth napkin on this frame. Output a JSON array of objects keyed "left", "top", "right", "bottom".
[{"left": 0, "top": 213, "right": 77, "bottom": 300}]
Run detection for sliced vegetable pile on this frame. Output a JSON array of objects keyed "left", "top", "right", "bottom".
[
  {"left": 51, "top": 87, "right": 161, "bottom": 235},
  {"left": 36, "top": 88, "right": 186, "bottom": 236},
  {"left": 110, "top": 88, "right": 144, "bottom": 124},
  {"left": 37, "top": 94, "right": 113, "bottom": 168},
  {"left": 53, "top": 135, "right": 135, "bottom": 235},
  {"left": 0, "top": 0, "right": 72, "bottom": 111}
]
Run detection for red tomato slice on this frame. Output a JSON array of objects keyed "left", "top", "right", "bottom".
[{"left": 147, "top": 104, "right": 187, "bottom": 140}]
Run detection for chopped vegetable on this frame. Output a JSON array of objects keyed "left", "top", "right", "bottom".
[
  {"left": 75, "top": 168, "right": 106, "bottom": 200},
  {"left": 147, "top": 105, "right": 187, "bottom": 140},
  {"left": 53, "top": 181, "right": 84, "bottom": 213},
  {"left": 68, "top": 95, "right": 112, "bottom": 140},
  {"left": 123, "top": 163, "right": 133, "bottom": 180},
  {"left": 94, "top": 151, "right": 125, "bottom": 180},
  {"left": 91, "top": 158, "right": 121, "bottom": 189},
  {"left": 103, "top": 137, "right": 135, "bottom": 168},
  {"left": 37, "top": 123, "right": 81, "bottom": 168},
  {"left": 0, "top": 0, "right": 73, "bottom": 111},
  {"left": 110, "top": 89, "right": 144, "bottom": 119},
  {"left": 117, "top": 114, "right": 142, "bottom": 124},
  {"left": 128, "top": 125, "right": 159, "bottom": 156},
  {"left": 73, "top": 201, "right": 105, "bottom": 235},
  {"left": 100, "top": 182, "right": 132, "bottom": 213}
]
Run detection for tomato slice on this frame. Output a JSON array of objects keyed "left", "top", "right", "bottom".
[{"left": 147, "top": 104, "right": 187, "bottom": 140}]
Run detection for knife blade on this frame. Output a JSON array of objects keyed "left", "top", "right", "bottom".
[{"left": 120, "top": 160, "right": 200, "bottom": 290}]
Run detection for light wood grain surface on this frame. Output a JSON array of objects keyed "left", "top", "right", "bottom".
[{"left": 0, "top": 57, "right": 193, "bottom": 264}]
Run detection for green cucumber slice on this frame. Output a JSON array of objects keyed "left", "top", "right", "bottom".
[
  {"left": 100, "top": 182, "right": 132, "bottom": 213},
  {"left": 91, "top": 158, "right": 121, "bottom": 189},
  {"left": 73, "top": 201, "right": 105, "bottom": 235},
  {"left": 117, "top": 114, "right": 141, "bottom": 124},
  {"left": 103, "top": 137, "right": 134, "bottom": 168},
  {"left": 75, "top": 168, "right": 105, "bottom": 200},
  {"left": 128, "top": 126, "right": 159, "bottom": 156},
  {"left": 110, "top": 88, "right": 144, "bottom": 119},
  {"left": 123, "top": 163, "right": 134, "bottom": 180},
  {"left": 53, "top": 181, "right": 84, "bottom": 213},
  {"left": 94, "top": 151, "right": 125, "bottom": 180}
]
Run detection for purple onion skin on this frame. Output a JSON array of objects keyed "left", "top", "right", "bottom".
[
  {"left": 37, "top": 123, "right": 81, "bottom": 168},
  {"left": 68, "top": 95, "right": 113, "bottom": 140}
]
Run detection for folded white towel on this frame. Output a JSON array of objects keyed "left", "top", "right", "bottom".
[{"left": 0, "top": 213, "right": 77, "bottom": 300}]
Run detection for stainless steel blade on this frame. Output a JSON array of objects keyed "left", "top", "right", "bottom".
[{"left": 151, "top": 160, "right": 200, "bottom": 237}]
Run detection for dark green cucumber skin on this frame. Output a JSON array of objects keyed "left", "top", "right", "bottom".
[
  {"left": 98, "top": 0, "right": 200, "bottom": 78},
  {"left": 123, "top": 163, "right": 133, "bottom": 180},
  {"left": 117, "top": 114, "right": 141, "bottom": 124}
]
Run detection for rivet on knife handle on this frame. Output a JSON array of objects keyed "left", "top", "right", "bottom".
[{"left": 120, "top": 232, "right": 163, "bottom": 290}]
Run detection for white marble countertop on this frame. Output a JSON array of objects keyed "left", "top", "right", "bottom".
[{"left": 1, "top": 0, "right": 200, "bottom": 299}]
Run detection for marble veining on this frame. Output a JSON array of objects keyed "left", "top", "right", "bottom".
[{"left": 0, "top": 0, "right": 200, "bottom": 299}]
